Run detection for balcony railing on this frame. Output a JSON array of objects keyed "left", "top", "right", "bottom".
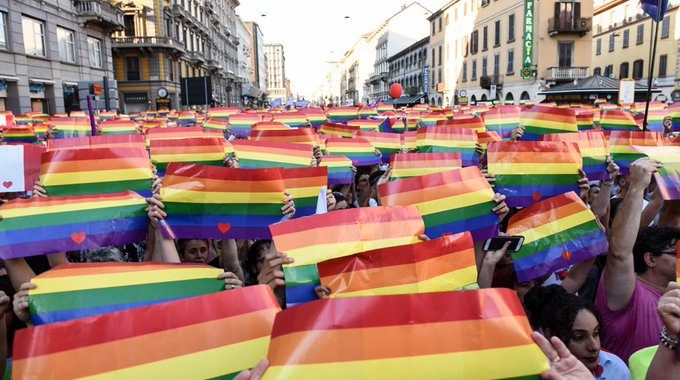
[
  {"left": 75, "top": 0, "right": 125, "bottom": 30},
  {"left": 546, "top": 66, "right": 589, "bottom": 81},
  {"left": 187, "top": 51, "right": 206, "bottom": 64},
  {"left": 548, "top": 16, "right": 592, "bottom": 36},
  {"left": 480, "top": 74, "right": 503, "bottom": 89},
  {"left": 111, "top": 36, "right": 186, "bottom": 54}
]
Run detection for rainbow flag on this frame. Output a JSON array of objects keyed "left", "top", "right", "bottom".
[
  {"left": 406, "top": 116, "right": 420, "bottom": 131},
  {"left": 302, "top": 108, "right": 327, "bottom": 128},
  {"left": 358, "top": 107, "right": 378, "bottom": 119},
  {"left": 98, "top": 111, "right": 118, "bottom": 121},
  {"left": 145, "top": 127, "right": 222, "bottom": 147},
  {"left": 150, "top": 137, "right": 226, "bottom": 175},
  {"left": 201, "top": 118, "right": 229, "bottom": 134},
  {"left": 319, "top": 156, "right": 354, "bottom": 185},
  {"left": 438, "top": 116, "right": 486, "bottom": 132},
  {"left": 401, "top": 131, "right": 417, "bottom": 150},
  {"left": 574, "top": 109, "right": 595, "bottom": 131},
  {"left": 263, "top": 289, "right": 549, "bottom": 379},
  {"left": 376, "top": 103, "right": 394, "bottom": 114},
  {"left": 476, "top": 130, "right": 502, "bottom": 150},
  {"left": 98, "top": 119, "right": 138, "bottom": 135},
  {"left": 0, "top": 191, "right": 148, "bottom": 260},
  {"left": 542, "top": 131, "right": 609, "bottom": 180},
  {"left": 380, "top": 167, "right": 498, "bottom": 239},
  {"left": 283, "top": 167, "right": 328, "bottom": 217},
  {"left": 47, "top": 135, "right": 146, "bottom": 152},
  {"left": 40, "top": 147, "right": 153, "bottom": 196},
  {"left": 162, "top": 163, "right": 285, "bottom": 239},
  {"left": 229, "top": 113, "right": 261, "bottom": 138},
  {"left": 14, "top": 115, "right": 31, "bottom": 126},
  {"left": 28, "top": 262, "right": 224, "bottom": 325},
  {"left": 482, "top": 106, "right": 520, "bottom": 140},
  {"left": 271, "top": 206, "right": 424, "bottom": 306},
  {"left": 15, "top": 286, "right": 280, "bottom": 379},
  {"left": 232, "top": 141, "right": 312, "bottom": 169},
  {"left": 668, "top": 103, "right": 680, "bottom": 132},
  {"left": 600, "top": 109, "right": 639, "bottom": 131},
  {"left": 273, "top": 112, "right": 310, "bottom": 128},
  {"left": 488, "top": 141, "right": 582, "bottom": 207},
  {"left": 632, "top": 146, "right": 680, "bottom": 200},
  {"left": 390, "top": 152, "right": 462, "bottom": 180},
  {"left": 141, "top": 120, "right": 166, "bottom": 132},
  {"left": 641, "top": 108, "right": 667, "bottom": 133},
  {"left": 251, "top": 128, "right": 319, "bottom": 146},
  {"left": 356, "top": 131, "right": 402, "bottom": 163},
  {"left": 69, "top": 111, "right": 87, "bottom": 119},
  {"left": 208, "top": 106, "right": 240, "bottom": 120},
  {"left": 318, "top": 122, "right": 359, "bottom": 138},
  {"left": 609, "top": 131, "right": 664, "bottom": 175},
  {"left": 326, "top": 107, "right": 358, "bottom": 123},
  {"left": 318, "top": 233, "right": 476, "bottom": 298},
  {"left": 347, "top": 119, "right": 385, "bottom": 132},
  {"left": 507, "top": 192, "right": 608, "bottom": 282},
  {"left": 325, "top": 137, "right": 380, "bottom": 167},
  {"left": 2, "top": 126, "right": 37, "bottom": 143},
  {"left": 177, "top": 111, "right": 197, "bottom": 127},
  {"left": 416, "top": 126, "right": 479, "bottom": 167},
  {"left": 418, "top": 112, "right": 447, "bottom": 127},
  {"left": 520, "top": 105, "right": 578, "bottom": 140},
  {"left": 50, "top": 118, "right": 91, "bottom": 139},
  {"left": 252, "top": 121, "right": 291, "bottom": 131}
]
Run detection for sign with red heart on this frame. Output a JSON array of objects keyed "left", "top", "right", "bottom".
[
  {"left": 217, "top": 223, "right": 232, "bottom": 234},
  {"left": 70, "top": 232, "right": 87, "bottom": 245}
]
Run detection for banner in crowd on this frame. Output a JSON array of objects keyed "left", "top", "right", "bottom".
[
  {"left": 201, "top": 118, "right": 229, "bottom": 133},
  {"left": 389, "top": 152, "right": 462, "bottom": 180},
  {"left": 600, "top": 109, "right": 639, "bottom": 131},
  {"left": 302, "top": 108, "right": 327, "bottom": 128},
  {"left": 356, "top": 131, "right": 402, "bottom": 163},
  {"left": 28, "top": 262, "right": 224, "bottom": 325},
  {"left": 145, "top": 127, "right": 223, "bottom": 147},
  {"left": 519, "top": 106, "right": 578, "bottom": 140},
  {"left": 488, "top": 141, "right": 582, "bottom": 207},
  {"left": 476, "top": 130, "right": 502, "bottom": 150},
  {"left": 15, "top": 286, "right": 280, "bottom": 379},
  {"left": 507, "top": 192, "right": 608, "bottom": 282},
  {"left": 0, "top": 191, "right": 148, "bottom": 259},
  {"left": 379, "top": 167, "right": 498, "bottom": 240},
  {"left": 98, "top": 120, "right": 138, "bottom": 135},
  {"left": 609, "top": 131, "right": 664, "bottom": 175},
  {"left": 319, "top": 156, "right": 354, "bottom": 185},
  {"left": 232, "top": 141, "right": 313, "bottom": 169},
  {"left": 416, "top": 127, "right": 479, "bottom": 167},
  {"left": 574, "top": 109, "right": 595, "bottom": 131},
  {"left": 347, "top": 119, "right": 383, "bottom": 132},
  {"left": 161, "top": 163, "right": 286, "bottom": 239},
  {"left": 0, "top": 144, "right": 44, "bottom": 192},
  {"left": 50, "top": 118, "right": 92, "bottom": 139},
  {"left": 40, "top": 147, "right": 153, "bottom": 197},
  {"left": 262, "top": 289, "right": 550, "bottom": 379},
  {"left": 2, "top": 126, "right": 37, "bottom": 143},
  {"left": 271, "top": 206, "right": 424, "bottom": 307},
  {"left": 229, "top": 113, "right": 261, "bottom": 138},
  {"left": 669, "top": 103, "right": 680, "bottom": 132},
  {"left": 542, "top": 131, "right": 609, "bottom": 180},
  {"left": 437, "top": 115, "right": 486, "bottom": 132},
  {"left": 272, "top": 112, "right": 310, "bottom": 128},
  {"left": 632, "top": 146, "right": 680, "bottom": 200},
  {"left": 251, "top": 128, "right": 319, "bottom": 146},
  {"left": 317, "top": 233, "right": 477, "bottom": 298},
  {"left": 327, "top": 107, "right": 359, "bottom": 123},
  {"left": 318, "top": 122, "right": 360, "bottom": 138},
  {"left": 282, "top": 167, "right": 328, "bottom": 217},
  {"left": 325, "top": 138, "right": 381, "bottom": 167},
  {"left": 482, "top": 106, "right": 520, "bottom": 140},
  {"left": 150, "top": 137, "right": 226, "bottom": 175},
  {"left": 252, "top": 122, "right": 291, "bottom": 131},
  {"left": 46, "top": 135, "right": 146, "bottom": 152}
]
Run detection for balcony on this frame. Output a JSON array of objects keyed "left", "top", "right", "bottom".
[
  {"left": 368, "top": 73, "right": 382, "bottom": 84},
  {"left": 480, "top": 74, "right": 503, "bottom": 89},
  {"left": 187, "top": 51, "right": 206, "bottom": 64},
  {"left": 75, "top": 0, "right": 125, "bottom": 30},
  {"left": 111, "top": 36, "right": 186, "bottom": 55},
  {"left": 548, "top": 16, "right": 592, "bottom": 36},
  {"left": 168, "top": 4, "right": 189, "bottom": 20},
  {"left": 546, "top": 66, "right": 589, "bottom": 81}
]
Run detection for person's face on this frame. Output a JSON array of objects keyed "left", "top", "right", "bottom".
[
  {"left": 181, "top": 240, "right": 209, "bottom": 263},
  {"left": 357, "top": 174, "right": 370, "bottom": 193},
  {"left": 655, "top": 243, "right": 678, "bottom": 284},
  {"left": 567, "top": 309, "right": 601, "bottom": 372}
]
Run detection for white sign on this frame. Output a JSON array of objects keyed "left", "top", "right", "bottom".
[
  {"left": 0, "top": 145, "right": 26, "bottom": 192},
  {"left": 315, "top": 187, "right": 328, "bottom": 214},
  {"left": 619, "top": 79, "right": 635, "bottom": 105},
  {"left": 490, "top": 85, "right": 497, "bottom": 100}
]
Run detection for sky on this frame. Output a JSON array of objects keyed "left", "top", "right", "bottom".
[{"left": 236, "top": 0, "right": 445, "bottom": 97}]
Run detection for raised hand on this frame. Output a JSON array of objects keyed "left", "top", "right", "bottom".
[
  {"left": 218, "top": 271, "right": 244, "bottom": 291},
  {"left": 13, "top": 282, "right": 36, "bottom": 326},
  {"left": 257, "top": 251, "right": 293, "bottom": 290},
  {"left": 532, "top": 332, "right": 595, "bottom": 380},
  {"left": 281, "top": 192, "right": 296, "bottom": 219}
]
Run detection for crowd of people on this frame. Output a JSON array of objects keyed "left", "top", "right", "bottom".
[{"left": 0, "top": 104, "right": 679, "bottom": 379}]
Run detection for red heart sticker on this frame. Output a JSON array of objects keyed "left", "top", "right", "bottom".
[
  {"left": 71, "top": 232, "right": 86, "bottom": 244},
  {"left": 562, "top": 251, "right": 573, "bottom": 261},
  {"left": 352, "top": 160, "right": 359, "bottom": 165},
  {"left": 2, "top": 181, "right": 12, "bottom": 189},
  {"left": 217, "top": 223, "right": 231, "bottom": 234},
  {"left": 532, "top": 192, "right": 542, "bottom": 201}
]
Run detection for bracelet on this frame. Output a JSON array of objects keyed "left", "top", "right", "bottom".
[{"left": 660, "top": 327, "right": 679, "bottom": 351}]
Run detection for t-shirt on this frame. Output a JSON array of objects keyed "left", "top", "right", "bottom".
[
  {"left": 627, "top": 345, "right": 657, "bottom": 380},
  {"left": 596, "top": 350, "right": 631, "bottom": 380},
  {"left": 595, "top": 274, "right": 663, "bottom": 362}
]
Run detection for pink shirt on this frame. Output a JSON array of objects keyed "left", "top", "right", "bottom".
[{"left": 595, "top": 274, "right": 663, "bottom": 363}]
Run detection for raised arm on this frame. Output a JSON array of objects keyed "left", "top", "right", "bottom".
[
  {"left": 219, "top": 239, "right": 245, "bottom": 282},
  {"left": 604, "top": 158, "right": 660, "bottom": 311}
]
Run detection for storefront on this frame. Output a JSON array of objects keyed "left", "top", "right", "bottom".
[
  {"left": 28, "top": 79, "right": 55, "bottom": 114},
  {"left": 63, "top": 82, "right": 80, "bottom": 114},
  {"left": 123, "top": 92, "right": 149, "bottom": 113},
  {"left": 0, "top": 75, "right": 19, "bottom": 113}
]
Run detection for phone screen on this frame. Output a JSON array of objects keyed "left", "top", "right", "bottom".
[{"left": 484, "top": 236, "right": 524, "bottom": 252}]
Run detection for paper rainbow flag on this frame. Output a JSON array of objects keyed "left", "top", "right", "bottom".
[
  {"left": 389, "top": 152, "right": 462, "bottom": 180},
  {"left": 416, "top": 126, "right": 479, "bottom": 167},
  {"left": 519, "top": 105, "right": 578, "bottom": 140},
  {"left": 50, "top": 118, "right": 91, "bottom": 139},
  {"left": 326, "top": 107, "right": 358, "bottom": 123},
  {"left": 668, "top": 103, "right": 680, "bottom": 132},
  {"left": 608, "top": 131, "right": 664, "bottom": 175},
  {"left": 600, "top": 109, "right": 639, "bottom": 131},
  {"left": 46, "top": 135, "right": 146, "bottom": 152},
  {"left": 325, "top": 137, "right": 380, "bottom": 167},
  {"left": 482, "top": 105, "right": 521, "bottom": 140},
  {"left": 2, "top": 126, "right": 37, "bottom": 143},
  {"left": 542, "top": 131, "right": 609, "bottom": 181},
  {"left": 228, "top": 113, "right": 261, "bottom": 138},
  {"left": 150, "top": 137, "right": 226, "bottom": 175},
  {"left": 98, "top": 119, "right": 138, "bottom": 135},
  {"left": 318, "top": 122, "right": 359, "bottom": 138},
  {"left": 356, "top": 131, "right": 402, "bottom": 163},
  {"left": 232, "top": 140, "right": 313, "bottom": 169},
  {"left": 272, "top": 112, "right": 310, "bottom": 128},
  {"left": 319, "top": 156, "right": 354, "bottom": 185},
  {"left": 631, "top": 146, "right": 680, "bottom": 200},
  {"left": 302, "top": 108, "right": 327, "bottom": 128},
  {"left": 282, "top": 167, "right": 328, "bottom": 217},
  {"left": 201, "top": 118, "right": 229, "bottom": 134},
  {"left": 251, "top": 128, "right": 319, "bottom": 146}
]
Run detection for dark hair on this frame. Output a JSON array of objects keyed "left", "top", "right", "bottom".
[
  {"left": 524, "top": 285, "right": 601, "bottom": 345},
  {"left": 176, "top": 239, "right": 209, "bottom": 256},
  {"left": 245, "top": 239, "right": 272, "bottom": 280},
  {"left": 633, "top": 226, "right": 680, "bottom": 274}
]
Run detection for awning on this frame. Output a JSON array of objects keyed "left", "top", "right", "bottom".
[
  {"left": 63, "top": 81, "right": 79, "bottom": 87},
  {"left": 394, "top": 94, "right": 424, "bottom": 105},
  {"left": 30, "top": 78, "right": 56, "bottom": 85},
  {"left": 0, "top": 75, "right": 19, "bottom": 82}
]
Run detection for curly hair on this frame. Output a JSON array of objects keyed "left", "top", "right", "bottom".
[
  {"left": 633, "top": 226, "right": 680, "bottom": 274},
  {"left": 524, "top": 285, "right": 601, "bottom": 345}
]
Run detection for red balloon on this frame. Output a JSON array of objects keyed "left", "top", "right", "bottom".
[{"left": 390, "top": 83, "right": 403, "bottom": 99}]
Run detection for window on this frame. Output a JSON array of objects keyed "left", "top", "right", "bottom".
[
  {"left": 632, "top": 59, "right": 644, "bottom": 79},
  {"left": 431, "top": 20, "right": 435, "bottom": 35},
  {"left": 439, "top": 17, "right": 442, "bottom": 32},
  {"left": 471, "top": 30, "right": 478, "bottom": 54},
  {"left": 637, "top": 24, "right": 644, "bottom": 44},
  {"left": 623, "top": 29, "right": 629, "bottom": 48},
  {"left": 22, "top": 16, "right": 46, "bottom": 57},
  {"left": 0, "top": 12, "right": 8, "bottom": 50},
  {"left": 608, "top": 34, "right": 615, "bottom": 52},
  {"left": 57, "top": 27, "right": 76, "bottom": 63},
  {"left": 126, "top": 57, "right": 140, "bottom": 80},
  {"left": 493, "top": 53, "right": 500, "bottom": 76},
  {"left": 88, "top": 37, "right": 102, "bottom": 68},
  {"left": 604, "top": 64, "right": 613, "bottom": 77},
  {"left": 482, "top": 56, "right": 488, "bottom": 77},
  {"left": 661, "top": 16, "right": 670, "bottom": 38},
  {"left": 438, "top": 45, "right": 442, "bottom": 66},
  {"left": 619, "top": 62, "right": 629, "bottom": 79},
  {"left": 508, "top": 14, "right": 515, "bottom": 42},
  {"left": 438, "top": 67, "right": 442, "bottom": 84},
  {"left": 462, "top": 61, "right": 467, "bottom": 81},
  {"left": 494, "top": 20, "right": 500, "bottom": 46},
  {"left": 507, "top": 49, "right": 514, "bottom": 74},
  {"left": 659, "top": 54, "right": 668, "bottom": 77},
  {"left": 558, "top": 42, "right": 573, "bottom": 67},
  {"left": 482, "top": 26, "right": 488, "bottom": 51},
  {"left": 472, "top": 59, "right": 477, "bottom": 80},
  {"left": 596, "top": 39, "right": 601, "bottom": 55},
  {"left": 593, "top": 67, "right": 601, "bottom": 76},
  {"left": 124, "top": 15, "right": 136, "bottom": 36},
  {"left": 432, "top": 48, "right": 435, "bottom": 67}
]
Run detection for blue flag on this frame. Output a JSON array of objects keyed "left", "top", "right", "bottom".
[
  {"left": 270, "top": 98, "right": 282, "bottom": 108},
  {"left": 641, "top": 0, "right": 668, "bottom": 22},
  {"left": 369, "top": 98, "right": 381, "bottom": 108}
]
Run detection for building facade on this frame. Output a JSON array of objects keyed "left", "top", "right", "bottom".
[
  {"left": 387, "top": 37, "right": 429, "bottom": 100},
  {"left": 265, "top": 43, "right": 286, "bottom": 102},
  {"left": 592, "top": 0, "right": 679, "bottom": 102},
  {"left": 0, "top": 0, "right": 123, "bottom": 114},
  {"left": 243, "top": 21, "right": 266, "bottom": 105},
  {"left": 453, "top": 0, "right": 593, "bottom": 105},
  {"left": 234, "top": 15, "right": 252, "bottom": 105}
]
